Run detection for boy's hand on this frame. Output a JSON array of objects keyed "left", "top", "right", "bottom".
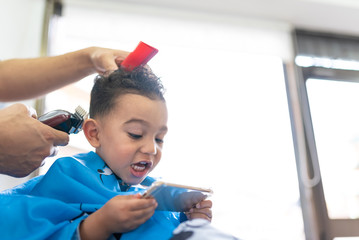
[
  {"left": 185, "top": 199, "right": 213, "bottom": 222},
  {"left": 80, "top": 194, "right": 157, "bottom": 240}
]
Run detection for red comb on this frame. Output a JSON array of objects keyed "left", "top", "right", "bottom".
[{"left": 121, "top": 41, "right": 158, "bottom": 71}]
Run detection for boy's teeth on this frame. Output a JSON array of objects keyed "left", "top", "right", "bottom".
[
  {"left": 131, "top": 162, "right": 147, "bottom": 171},
  {"left": 132, "top": 165, "right": 145, "bottom": 171}
]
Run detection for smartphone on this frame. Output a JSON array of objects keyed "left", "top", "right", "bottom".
[{"left": 142, "top": 181, "right": 213, "bottom": 212}]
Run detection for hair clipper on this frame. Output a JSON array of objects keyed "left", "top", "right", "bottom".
[{"left": 38, "top": 105, "right": 88, "bottom": 134}]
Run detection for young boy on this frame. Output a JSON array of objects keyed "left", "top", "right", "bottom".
[{"left": 0, "top": 66, "right": 212, "bottom": 240}]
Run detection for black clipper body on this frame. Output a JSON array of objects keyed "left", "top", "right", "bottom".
[{"left": 38, "top": 106, "right": 88, "bottom": 134}]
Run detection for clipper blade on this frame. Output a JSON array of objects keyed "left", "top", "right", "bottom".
[
  {"left": 39, "top": 105, "right": 88, "bottom": 134},
  {"left": 75, "top": 105, "right": 89, "bottom": 120}
]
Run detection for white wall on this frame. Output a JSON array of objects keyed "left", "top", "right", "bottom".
[
  {"left": 0, "top": 0, "right": 44, "bottom": 59},
  {"left": 0, "top": 0, "right": 45, "bottom": 190},
  {"left": 65, "top": 0, "right": 294, "bottom": 62}
]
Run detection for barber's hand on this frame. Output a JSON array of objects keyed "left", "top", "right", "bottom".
[
  {"left": 89, "top": 47, "right": 129, "bottom": 75},
  {"left": 0, "top": 103, "right": 69, "bottom": 177},
  {"left": 185, "top": 199, "right": 213, "bottom": 222}
]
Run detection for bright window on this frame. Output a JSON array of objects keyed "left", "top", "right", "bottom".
[
  {"left": 41, "top": 3, "right": 303, "bottom": 239},
  {"left": 307, "top": 78, "right": 359, "bottom": 219}
]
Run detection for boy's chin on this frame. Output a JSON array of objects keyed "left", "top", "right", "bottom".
[{"left": 124, "top": 177, "right": 146, "bottom": 186}]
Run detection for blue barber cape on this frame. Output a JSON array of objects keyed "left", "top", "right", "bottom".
[{"left": 0, "top": 151, "right": 182, "bottom": 239}]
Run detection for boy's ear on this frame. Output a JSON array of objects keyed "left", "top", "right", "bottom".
[{"left": 83, "top": 118, "right": 101, "bottom": 148}]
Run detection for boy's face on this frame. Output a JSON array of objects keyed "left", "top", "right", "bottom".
[{"left": 94, "top": 94, "right": 168, "bottom": 185}]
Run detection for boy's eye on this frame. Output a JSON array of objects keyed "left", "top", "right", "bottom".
[
  {"left": 128, "top": 133, "right": 142, "bottom": 139},
  {"left": 155, "top": 138, "right": 164, "bottom": 144}
]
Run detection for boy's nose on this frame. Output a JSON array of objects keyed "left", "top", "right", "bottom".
[{"left": 141, "top": 139, "right": 157, "bottom": 155}]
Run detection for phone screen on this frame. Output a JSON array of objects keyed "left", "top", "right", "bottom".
[{"left": 142, "top": 181, "right": 212, "bottom": 212}]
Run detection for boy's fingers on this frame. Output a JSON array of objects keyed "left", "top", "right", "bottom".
[
  {"left": 130, "top": 193, "right": 142, "bottom": 199},
  {"left": 190, "top": 204, "right": 213, "bottom": 219},
  {"left": 113, "top": 194, "right": 157, "bottom": 209},
  {"left": 186, "top": 211, "right": 212, "bottom": 221},
  {"left": 115, "top": 194, "right": 142, "bottom": 200},
  {"left": 133, "top": 198, "right": 157, "bottom": 209},
  {"left": 196, "top": 200, "right": 212, "bottom": 209}
]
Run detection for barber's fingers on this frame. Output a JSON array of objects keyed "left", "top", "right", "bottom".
[
  {"left": 101, "top": 59, "right": 123, "bottom": 77},
  {"left": 50, "top": 128, "right": 69, "bottom": 146},
  {"left": 49, "top": 146, "right": 59, "bottom": 157},
  {"left": 26, "top": 105, "right": 37, "bottom": 118},
  {"left": 10, "top": 103, "right": 37, "bottom": 118},
  {"left": 108, "top": 50, "right": 129, "bottom": 70},
  {"left": 91, "top": 48, "right": 129, "bottom": 74},
  {"left": 115, "top": 58, "right": 124, "bottom": 68},
  {"left": 30, "top": 112, "right": 69, "bottom": 146}
]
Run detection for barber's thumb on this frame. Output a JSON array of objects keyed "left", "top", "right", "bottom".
[
  {"left": 13, "top": 103, "right": 37, "bottom": 118},
  {"left": 26, "top": 105, "right": 37, "bottom": 118},
  {"left": 52, "top": 129, "right": 69, "bottom": 146},
  {"left": 115, "top": 58, "right": 123, "bottom": 68}
]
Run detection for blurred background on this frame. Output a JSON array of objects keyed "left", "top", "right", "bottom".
[{"left": 3, "top": 0, "right": 359, "bottom": 239}]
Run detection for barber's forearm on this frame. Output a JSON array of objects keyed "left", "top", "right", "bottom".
[{"left": 0, "top": 48, "right": 95, "bottom": 101}]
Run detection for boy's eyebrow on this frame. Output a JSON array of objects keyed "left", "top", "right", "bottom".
[{"left": 124, "top": 118, "right": 168, "bottom": 132}]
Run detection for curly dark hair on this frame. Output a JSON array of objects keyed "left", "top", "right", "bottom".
[{"left": 89, "top": 66, "right": 165, "bottom": 118}]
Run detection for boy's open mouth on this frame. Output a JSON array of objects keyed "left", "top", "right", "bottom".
[{"left": 131, "top": 161, "right": 152, "bottom": 172}]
